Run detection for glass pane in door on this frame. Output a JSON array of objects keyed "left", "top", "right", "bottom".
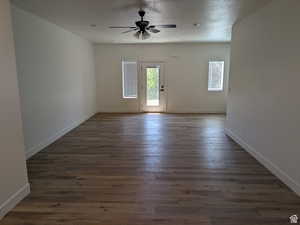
[{"left": 146, "top": 68, "right": 160, "bottom": 106}]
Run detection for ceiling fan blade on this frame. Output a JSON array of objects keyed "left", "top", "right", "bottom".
[
  {"left": 109, "top": 26, "right": 137, "bottom": 29},
  {"left": 149, "top": 28, "right": 160, "bottom": 33},
  {"left": 122, "top": 28, "right": 138, "bottom": 33},
  {"left": 154, "top": 24, "right": 177, "bottom": 28}
]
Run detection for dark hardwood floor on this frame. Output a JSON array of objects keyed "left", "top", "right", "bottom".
[{"left": 1, "top": 114, "right": 299, "bottom": 225}]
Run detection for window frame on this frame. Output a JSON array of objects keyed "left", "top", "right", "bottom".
[
  {"left": 122, "top": 61, "right": 138, "bottom": 99},
  {"left": 208, "top": 61, "right": 225, "bottom": 92}
]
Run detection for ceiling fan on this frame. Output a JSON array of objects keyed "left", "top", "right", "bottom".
[{"left": 109, "top": 10, "right": 176, "bottom": 40}]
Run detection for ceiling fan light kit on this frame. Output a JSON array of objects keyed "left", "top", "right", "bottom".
[{"left": 109, "top": 10, "right": 176, "bottom": 40}]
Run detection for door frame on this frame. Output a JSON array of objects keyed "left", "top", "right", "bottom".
[{"left": 138, "top": 61, "right": 167, "bottom": 113}]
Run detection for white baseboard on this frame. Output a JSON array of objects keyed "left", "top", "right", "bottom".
[
  {"left": 97, "top": 109, "right": 226, "bottom": 114},
  {"left": 166, "top": 108, "right": 226, "bottom": 114},
  {"left": 97, "top": 109, "right": 140, "bottom": 113},
  {"left": 166, "top": 110, "right": 226, "bottom": 114},
  {"left": 97, "top": 111, "right": 140, "bottom": 113},
  {"left": 26, "top": 113, "right": 95, "bottom": 159},
  {"left": 0, "top": 183, "right": 30, "bottom": 220},
  {"left": 225, "top": 128, "right": 300, "bottom": 196}
]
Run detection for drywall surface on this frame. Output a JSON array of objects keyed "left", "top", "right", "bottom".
[
  {"left": 0, "top": 0, "right": 29, "bottom": 219},
  {"left": 226, "top": 0, "right": 300, "bottom": 195},
  {"left": 12, "top": 6, "right": 97, "bottom": 158},
  {"left": 95, "top": 43, "right": 230, "bottom": 113}
]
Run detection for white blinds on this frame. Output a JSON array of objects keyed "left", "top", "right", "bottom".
[
  {"left": 122, "top": 61, "right": 138, "bottom": 98},
  {"left": 208, "top": 61, "right": 224, "bottom": 91}
]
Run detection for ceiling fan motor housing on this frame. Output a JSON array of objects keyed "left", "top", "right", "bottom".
[{"left": 136, "top": 20, "right": 149, "bottom": 31}]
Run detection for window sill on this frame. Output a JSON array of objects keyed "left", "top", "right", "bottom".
[
  {"left": 208, "top": 90, "right": 224, "bottom": 92},
  {"left": 123, "top": 97, "right": 138, "bottom": 99}
]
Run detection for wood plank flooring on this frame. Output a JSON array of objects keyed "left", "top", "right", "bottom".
[{"left": 1, "top": 114, "right": 299, "bottom": 225}]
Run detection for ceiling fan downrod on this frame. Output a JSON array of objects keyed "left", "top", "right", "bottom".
[{"left": 138, "top": 10, "right": 146, "bottom": 21}]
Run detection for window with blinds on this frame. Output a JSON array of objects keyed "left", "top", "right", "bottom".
[
  {"left": 208, "top": 61, "right": 224, "bottom": 91},
  {"left": 122, "top": 61, "right": 138, "bottom": 98}
]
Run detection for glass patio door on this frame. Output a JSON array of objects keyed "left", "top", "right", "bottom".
[{"left": 140, "top": 63, "right": 166, "bottom": 112}]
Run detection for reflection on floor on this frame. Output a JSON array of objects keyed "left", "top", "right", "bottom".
[{"left": 2, "top": 114, "right": 300, "bottom": 225}]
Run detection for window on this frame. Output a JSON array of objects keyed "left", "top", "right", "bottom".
[
  {"left": 122, "top": 61, "right": 138, "bottom": 98},
  {"left": 208, "top": 61, "right": 224, "bottom": 91}
]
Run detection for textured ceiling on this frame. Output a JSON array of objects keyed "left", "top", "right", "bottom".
[{"left": 11, "top": 0, "right": 273, "bottom": 43}]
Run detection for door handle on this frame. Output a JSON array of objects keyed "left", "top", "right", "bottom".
[{"left": 160, "top": 85, "right": 165, "bottom": 92}]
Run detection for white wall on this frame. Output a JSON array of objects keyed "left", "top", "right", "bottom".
[
  {"left": 226, "top": 0, "right": 300, "bottom": 195},
  {"left": 0, "top": 0, "right": 29, "bottom": 219},
  {"left": 95, "top": 43, "right": 230, "bottom": 113},
  {"left": 12, "top": 6, "right": 97, "bottom": 158}
]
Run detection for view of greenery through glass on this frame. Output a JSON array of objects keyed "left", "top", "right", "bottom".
[{"left": 146, "top": 68, "right": 159, "bottom": 106}]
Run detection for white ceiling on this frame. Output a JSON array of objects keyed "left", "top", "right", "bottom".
[{"left": 11, "top": 0, "right": 273, "bottom": 43}]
